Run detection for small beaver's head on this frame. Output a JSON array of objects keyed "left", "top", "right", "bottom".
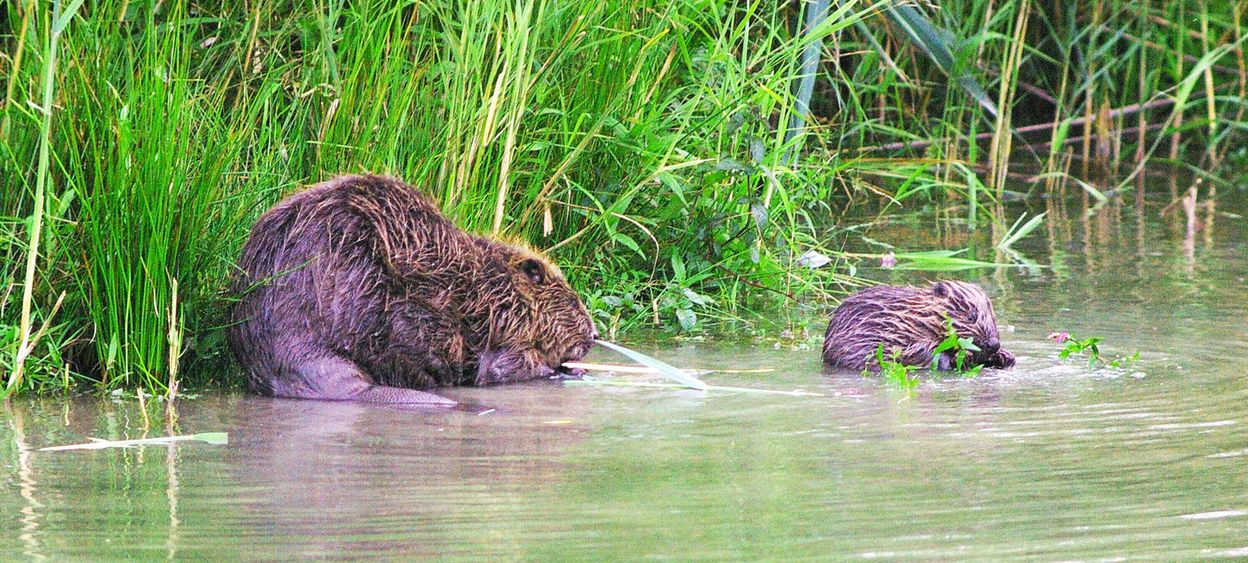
[
  {"left": 931, "top": 280, "right": 1003, "bottom": 359},
  {"left": 476, "top": 244, "right": 597, "bottom": 385}
]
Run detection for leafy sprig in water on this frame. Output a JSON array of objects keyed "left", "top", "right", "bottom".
[
  {"left": 863, "top": 345, "right": 920, "bottom": 390},
  {"left": 931, "top": 316, "right": 984, "bottom": 377},
  {"left": 1049, "top": 332, "right": 1139, "bottom": 369},
  {"left": 861, "top": 317, "right": 984, "bottom": 390}
]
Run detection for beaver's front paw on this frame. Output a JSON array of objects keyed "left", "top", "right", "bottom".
[{"left": 986, "top": 349, "right": 1016, "bottom": 369}]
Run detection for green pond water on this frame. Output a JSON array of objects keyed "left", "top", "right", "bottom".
[{"left": 2, "top": 182, "right": 1247, "bottom": 559}]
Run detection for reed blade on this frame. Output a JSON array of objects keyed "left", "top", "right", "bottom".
[
  {"left": 882, "top": 2, "right": 999, "bottom": 118},
  {"left": 593, "top": 339, "right": 709, "bottom": 390}
]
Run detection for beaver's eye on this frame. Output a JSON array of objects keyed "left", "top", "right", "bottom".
[
  {"left": 519, "top": 258, "right": 545, "bottom": 284},
  {"left": 966, "top": 311, "right": 978, "bottom": 323}
]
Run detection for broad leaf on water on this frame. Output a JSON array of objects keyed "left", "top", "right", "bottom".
[{"left": 593, "top": 340, "right": 708, "bottom": 390}]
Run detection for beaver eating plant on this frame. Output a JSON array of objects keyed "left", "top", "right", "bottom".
[
  {"left": 822, "top": 281, "right": 1015, "bottom": 371},
  {"left": 228, "top": 175, "right": 598, "bottom": 405}
]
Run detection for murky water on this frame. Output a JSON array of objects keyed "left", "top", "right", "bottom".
[{"left": 3, "top": 182, "right": 1246, "bottom": 559}]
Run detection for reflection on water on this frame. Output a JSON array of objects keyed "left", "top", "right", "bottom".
[{"left": 1, "top": 180, "right": 1246, "bottom": 559}]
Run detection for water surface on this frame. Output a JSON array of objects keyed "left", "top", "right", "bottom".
[{"left": 2, "top": 183, "right": 1246, "bottom": 559}]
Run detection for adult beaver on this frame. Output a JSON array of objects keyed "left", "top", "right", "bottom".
[
  {"left": 227, "top": 175, "right": 597, "bottom": 405},
  {"left": 822, "top": 281, "right": 1015, "bottom": 371}
]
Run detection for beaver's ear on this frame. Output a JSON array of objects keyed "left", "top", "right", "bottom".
[
  {"left": 518, "top": 258, "right": 545, "bottom": 284},
  {"left": 931, "top": 281, "right": 948, "bottom": 297}
]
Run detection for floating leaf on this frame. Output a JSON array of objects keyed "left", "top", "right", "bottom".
[{"left": 891, "top": 250, "right": 1013, "bottom": 271}]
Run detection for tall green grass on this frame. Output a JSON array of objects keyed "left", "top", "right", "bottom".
[{"left": 0, "top": 0, "right": 1243, "bottom": 395}]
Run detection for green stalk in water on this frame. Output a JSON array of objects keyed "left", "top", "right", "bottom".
[
  {"left": 567, "top": 377, "right": 823, "bottom": 397},
  {"left": 39, "top": 432, "right": 229, "bottom": 452}
]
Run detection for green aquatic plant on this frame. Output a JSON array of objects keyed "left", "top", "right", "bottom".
[
  {"left": 888, "top": 250, "right": 1015, "bottom": 272},
  {"left": 1050, "top": 332, "right": 1139, "bottom": 369},
  {"left": 863, "top": 345, "right": 920, "bottom": 391},
  {"left": 863, "top": 316, "right": 983, "bottom": 390},
  {"left": 932, "top": 316, "right": 984, "bottom": 378}
]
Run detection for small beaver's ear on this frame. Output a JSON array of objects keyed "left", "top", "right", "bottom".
[
  {"left": 931, "top": 281, "right": 949, "bottom": 297},
  {"left": 519, "top": 258, "right": 545, "bottom": 284}
]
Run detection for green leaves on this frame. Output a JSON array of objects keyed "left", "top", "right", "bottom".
[
  {"left": 932, "top": 316, "right": 983, "bottom": 377},
  {"left": 1052, "top": 332, "right": 1138, "bottom": 370},
  {"left": 52, "top": 0, "right": 87, "bottom": 36},
  {"left": 889, "top": 250, "right": 1014, "bottom": 272},
  {"left": 864, "top": 344, "right": 920, "bottom": 390},
  {"left": 864, "top": 316, "right": 982, "bottom": 390},
  {"left": 1059, "top": 335, "right": 1103, "bottom": 369},
  {"left": 997, "top": 212, "right": 1047, "bottom": 251},
  {"left": 879, "top": 2, "right": 998, "bottom": 119}
]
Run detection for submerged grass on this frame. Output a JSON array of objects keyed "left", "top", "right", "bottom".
[{"left": 0, "top": 0, "right": 1243, "bottom": 395}]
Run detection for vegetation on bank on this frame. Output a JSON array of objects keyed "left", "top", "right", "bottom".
[{"left": 2, "top": 0, "right": 1244, "bottom": 395}]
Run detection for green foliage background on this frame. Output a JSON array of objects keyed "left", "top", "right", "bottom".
[{"left": 1, "top": 0, "right": 1243, "bottom": 394}]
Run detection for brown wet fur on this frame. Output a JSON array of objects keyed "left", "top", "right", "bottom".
[
  {"left": 822, "top": 281, "right": 1015, "bottom": 371},
  {"left": 227, "top": 175, "right": 597, "bottom": 405}
]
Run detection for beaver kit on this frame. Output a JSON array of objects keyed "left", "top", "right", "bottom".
[
  {"left": 228, "top": 175, "right": 597, "bottom": 405},
  {"left": 822, "top": 281, "right": 1015, "bottom": 371}
]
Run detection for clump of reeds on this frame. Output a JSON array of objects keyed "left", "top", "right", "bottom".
[{"left": 0, "top": 0, "right": 1242, "bottom": 396}]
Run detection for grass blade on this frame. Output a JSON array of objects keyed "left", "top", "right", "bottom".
[
  {"left": 593, "top": 339, "right": 708, "bottom": 390},
  {"left": 38, "top": 431, "right": 229, "bottom": 452},
  {"left": 890, "top": 250, "right": 1020, "bottom": 271},
  {"left": 566, "top": 377, "right": 823, "bottom": 397},
  {"left": 997, "top": 212, "right": 1046, "bottom": 251},
  {"left": 882, "top": 2, "right": 999, "bottom": 118}
]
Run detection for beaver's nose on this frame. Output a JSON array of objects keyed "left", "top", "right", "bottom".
[{"left": 986, "top": 337, "right": 1000, "bottom": 352}]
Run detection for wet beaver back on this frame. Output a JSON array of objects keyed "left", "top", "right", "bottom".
[
  {"left": 822, "top": 281, "right": 1015, "bottom": 371},
  {"left": 227, "top": 175, "right": 597, "bottom": 405}
]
